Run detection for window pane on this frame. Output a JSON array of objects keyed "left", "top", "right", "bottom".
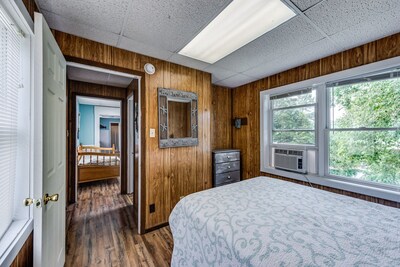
[
  {"left": 329, "top": 78, "right": 400, "bottom": 129},
  {"left": 329, "top": 130, "right": 400, "bottom": 187},
  {"left": 272, "top": 89, "right": 316, "bottom": 108},
  {"left": 273, "top": 131, "right": 315, "bottom": 145},
  {"left": 273, "top": 106, "right": 315, "bottom": 130}
]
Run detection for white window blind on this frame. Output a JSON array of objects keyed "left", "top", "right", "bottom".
[{"left": 0, "top": 6, "right": 22, "bottom": 239}]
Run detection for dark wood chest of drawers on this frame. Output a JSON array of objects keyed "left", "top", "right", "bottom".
[{"left": 212, "top": 149, "right": 241, "bottom": 187}]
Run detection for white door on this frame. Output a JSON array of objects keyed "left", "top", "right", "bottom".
[{"left": 33, "top": 12, "right": 66, "bottom": 267}]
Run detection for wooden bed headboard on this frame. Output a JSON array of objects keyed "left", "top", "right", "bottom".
[{"left": 77, "top": 144, "right": 120, "bottom": 163}]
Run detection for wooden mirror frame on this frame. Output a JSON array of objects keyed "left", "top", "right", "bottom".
[{"left": 158, "top": 87, "right": 198, "bottom": 148}]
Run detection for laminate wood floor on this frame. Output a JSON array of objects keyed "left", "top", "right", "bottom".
[{"left": 66, "top": 179, "right": 173, "bottom": 267}]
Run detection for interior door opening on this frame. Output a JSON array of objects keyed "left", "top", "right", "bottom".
[
  {"left": 65, "top": 62, "right": 143, "bottom": 236},
  {"left": 75, "top": 95, "right": 122, "bottom": 190}
]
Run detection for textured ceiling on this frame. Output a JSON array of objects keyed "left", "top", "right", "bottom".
[
  {"left": 77, "top": 96, "right": 121, "bottom": 108},
  {"left": 67, "top": 65, "right": 133, "bottom": 88},
  {"left": 37, "top": 0, "right": 400, "bottom": 88}
]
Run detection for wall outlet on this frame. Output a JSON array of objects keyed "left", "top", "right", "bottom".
[
  {"left": 149, "top": 204, "right": 155, "bottom": 213},
  {"left": 150, "top": 128, "right": 156, "bottom": 138}
]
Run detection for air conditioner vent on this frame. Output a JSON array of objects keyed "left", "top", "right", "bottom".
[
  {"left": 288, "top": 150, "right": 303, "bottom": 156},
  {"left": 275, "top": 149, "right": 288, "bottom": 154}
]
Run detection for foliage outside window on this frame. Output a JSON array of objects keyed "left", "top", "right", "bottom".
[
  {"left": 271, "top": 89, "right": 316, "bottom": 145},
  {"left": 328, "top": 75, "right": 400, "bottom": 187}
]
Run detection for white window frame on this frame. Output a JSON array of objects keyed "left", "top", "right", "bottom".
[
  {"left": 261, "top": 56, "right": 400, "bottom": 203},
  {"left": 0, "top": 0, "right": 34, "bottom": 266},
  {"left": 269, "top": 87, "right": 318, "bottom": 147}
]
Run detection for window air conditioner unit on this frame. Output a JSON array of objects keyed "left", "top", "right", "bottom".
[{"left": 274, "top": 149, "right": 307, "bottom": 174}]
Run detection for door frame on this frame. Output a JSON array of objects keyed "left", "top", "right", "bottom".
[{"left": 65, "top": 59, "right": 145, "bottom": 234}]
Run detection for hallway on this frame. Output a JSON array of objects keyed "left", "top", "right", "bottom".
[{"left": 66, "top": 179, "right": 173, "bottom": 266}]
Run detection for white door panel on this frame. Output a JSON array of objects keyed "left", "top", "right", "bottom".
[{"left": 34, "top": 12, "right": 66, "bottom": 267}]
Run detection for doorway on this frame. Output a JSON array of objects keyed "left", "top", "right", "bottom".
[
  {"left": 76, "top": 96, "right": 121, "bottom": 188},
  {"left": 66, "top": 62, "right": 143, "bottom": 232}
]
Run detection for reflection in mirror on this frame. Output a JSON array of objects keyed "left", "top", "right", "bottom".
[{"left": 168, "top": 100, "right": 191, "bottom": 138}]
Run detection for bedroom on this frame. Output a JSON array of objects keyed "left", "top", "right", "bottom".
[{"left": 0, "top": 0, "right": 399, "bottom": 266}]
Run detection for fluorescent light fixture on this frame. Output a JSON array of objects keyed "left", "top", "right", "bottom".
[{"left": 179, "top": 0, "right": 296, "bottom": 64}]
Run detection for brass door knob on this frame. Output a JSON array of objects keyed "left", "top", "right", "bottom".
[
  {"left": 43, "top": 193, "right": 59, "bottom": 205},
  {"left": 24, "top": 198, "right": 34, "bottom": 206}
]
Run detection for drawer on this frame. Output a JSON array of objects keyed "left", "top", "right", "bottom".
[
  {"left": 214, "top": 161, "right": 240, "bottom": 174},
  {"left": 214, "top": 171, "right": 240, "bottom": 186},
  {"left": 214, "top": 152, "right": 240, "bottom": 163}
]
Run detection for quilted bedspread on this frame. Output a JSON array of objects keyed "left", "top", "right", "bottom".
[{"left": 169, "top": 176, "right": 400, "bottom": 267}]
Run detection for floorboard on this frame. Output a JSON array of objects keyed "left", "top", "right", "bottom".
[{"left": 66, "top": 178, "right": 173, "bottom": 267}]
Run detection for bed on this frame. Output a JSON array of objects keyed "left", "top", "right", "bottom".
[
  {"left": 169, "top": 176, "right": 400, "bottom": 267},
  {"left": 77, "top": 145, "right": 120, "bottom": 183}
]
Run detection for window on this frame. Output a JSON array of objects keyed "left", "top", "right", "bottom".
[
  {"left": 0, "top": 0, "right": 31, "bottom": 261},
  {"left": 327, "top": 70, "right": 400, "bottom": 187},
  {"left": 261, "top": 62, "right": 400, "bottom": 201},
  {"left": 271, "top": 88, "right": 316, "bottom": 145}
]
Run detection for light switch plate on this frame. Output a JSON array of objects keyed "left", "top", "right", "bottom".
[{"left": 150, "top": 128, "right": 156, "bottom": 138}]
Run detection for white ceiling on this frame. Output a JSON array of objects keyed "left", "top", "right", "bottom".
[
  {"left": 77, "top": 96, "right": 121, "bottom": 108},
  {"left": 67, "top": 65, "right": 134, "bottom": 88},
  {"left": 37, "top": 0, "right": 400, "bottom": 88}
]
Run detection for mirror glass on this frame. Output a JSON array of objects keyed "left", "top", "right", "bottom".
[{"left": 168, "top": 100, "right": 191, "bottom": 138}]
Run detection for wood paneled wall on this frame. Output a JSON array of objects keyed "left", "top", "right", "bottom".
[
  {"left": 231, "top": 32, "right": 400, "bottom": 207},
  {"left": 144, "top": 62, "right": 212, "bottom": 228},
  {"left": 53, "top": 31, "right": 213, "bottom": 229},
  {"left": 10, "top": 232, "right": 33, "bottom": 267},
  {"left": 21, "top": 0, "right": 37, "bottom": 19},
  {"left": 211, "top": 85, "right": 232, "bottom": 150}
]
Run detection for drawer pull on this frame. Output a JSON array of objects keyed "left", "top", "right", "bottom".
[
  {"left": 227, "top": 156, "right": 231, "bottom": 159},
  {"left": 227, "top": 175, "right": 231, "bottom": 179},
  {"left": 227, "top": 166, "right": 231, "bottom": 169}
]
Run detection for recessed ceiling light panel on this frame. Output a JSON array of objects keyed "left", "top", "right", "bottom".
[{"left": 179, "top": 0, "right": 296, "bottom": 64}]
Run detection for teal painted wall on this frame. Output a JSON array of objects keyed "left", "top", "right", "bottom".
[
  {"left": 79, "top": 104, "right": 95, "bottom": 145},
  {"left": 100, "top": 118, "right": 120, "bottom": 130}
]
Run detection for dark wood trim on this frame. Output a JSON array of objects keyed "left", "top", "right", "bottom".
[
  {"left": 10, "top": 231, "right": 33, "bottom": 267},
  {"left": 139, "top": 76, "right": 146, "bottom": 234},
  {"left": 69, "top": 93, "right": 77, "bottom": 202},
  {"left": 143, "top": 222, "right": 169, "bottom": 234},
  {"left": 120, "top": 98, "right": 128, "bottom": 194},
  {"left": 68, "top": 89, "right": 127, "bottom": 202}
]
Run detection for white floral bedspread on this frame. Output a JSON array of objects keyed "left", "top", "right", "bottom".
[{"left": 169, "top": 176, "right": 400, "bottom": 267}]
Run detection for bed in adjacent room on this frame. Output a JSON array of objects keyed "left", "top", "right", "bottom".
[
  {"left": 77, "top": 145, "right": 120, "bottom": 183},
  {"left": 169, "top": 176, "right": 400, "bottom": 267}
]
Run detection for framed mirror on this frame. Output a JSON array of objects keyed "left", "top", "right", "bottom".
[{"left": 158, "top": 88, "right": 198, "bottom": 148}]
